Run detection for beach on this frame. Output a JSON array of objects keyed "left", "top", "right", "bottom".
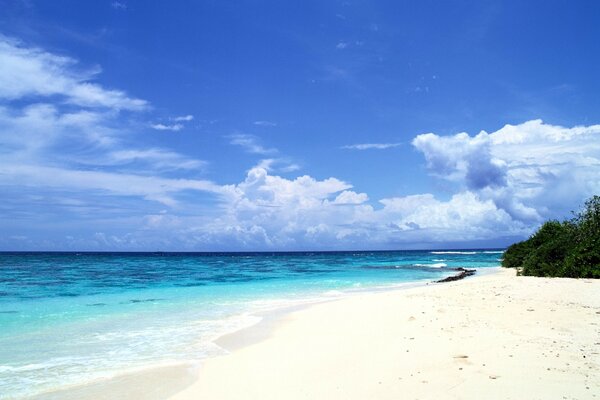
[
  {"left": 2, "top": 251, "right": 502, "bottom": 399},
  {"left": 171, "top": 268, "right": 600, "bottom": 400}
]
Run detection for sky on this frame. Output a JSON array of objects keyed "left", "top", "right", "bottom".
[{"left": 1, "top": 0, "right": 599, "bottom": 251}]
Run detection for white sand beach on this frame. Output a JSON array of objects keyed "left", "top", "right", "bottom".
[{"left": 171, "top": 268, "right": 600, "bottom": 400}]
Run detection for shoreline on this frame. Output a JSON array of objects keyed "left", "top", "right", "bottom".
[
  {"left": 171, "top": 268, "right": 600, "bottom": 400},
  {"left": 215, "top": 266, "right": 486, "bottom": 353},
  {"left": 26, "top": 364, "right": 198, "bottom": 400},
  {"left": 25, "top": 267, "right": 482, "bottom": 400}
]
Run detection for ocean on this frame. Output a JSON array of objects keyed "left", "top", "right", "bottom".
[{"left": 0, "top": 250, "right": 503, "bottom": 399}]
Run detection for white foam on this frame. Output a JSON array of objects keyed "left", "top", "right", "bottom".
[
  {"left": 0, "top": 360, "right": 78, "bottom": 373},
  {"left": 414, "top": 263, "right": 447, "bottom": 268},
  {"left": 430, "top": 251, "right": 477, "bottom": 255}
]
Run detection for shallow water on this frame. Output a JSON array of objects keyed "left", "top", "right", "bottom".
[{"left": 0, "top": 250, "right": 502, "bottom": 399}]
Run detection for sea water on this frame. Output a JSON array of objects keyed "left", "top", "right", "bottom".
[{"left": 0, "top": 250, "right": 503, "bottom": 398}]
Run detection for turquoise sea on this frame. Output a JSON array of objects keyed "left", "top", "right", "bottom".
[{"left": 0, "top": 250, "right": 503, "bottom": 399}]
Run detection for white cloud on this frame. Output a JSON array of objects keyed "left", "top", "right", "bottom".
[
  {"left": 0, "top": 103, "right": 117, "bottom": 158},
  {"left": 336, "top": 41, "right": 349, "bottom": 49},
  {"left": 379, "top": 192, "right": 525, "bottom": 241},
  {"left": 254, "top": 158, "right": 300, "bottom": 173},
  {"left": 253, "top": 120, "right": 277, "bottom": 127},
  {"left": 0, "top": 36, "right": 146, "bottom": 111},
  {"left": 412, "top": 120, "right": 600, "bottom": 223},
  {"left": 108, "top": 149, "right": 206, "bottom": 170},
  {"left": 280, "top": 163, "right": 301, "bottom": 173},
  {"left": 3, "top": 35, "right": 599, "bottom": 250},
  {"left": 111, "top": 2, "right": 127, "bottom": 10},
  {"left": 255, "top": 159, "right": 276, "bottom": 171},
  {"left": 170, "top": 120, "right": 597, "bottom": 249},
  {"left": 229, "top": 134, "right": 277, "bottom": 155},
  {"left": 151, "top": 123, "right": 184, "bottom": 131},
  {"left": 342, "top": 142, "right": 402, "bottom": 150},
  {"left": 173, "top": 114, "right": 194, "bottom": 122},
  {"left": 157, "top": 169, "right": 525, "bottom": 249},
  {"left": 0, "top": 102, "right": 209, "bottom": 176},
  {"left": 185, "top": 166, "right": 369, "bottom": 248},
  {"left": 0, "top": 163, "right": 224, "bottom": 207},
  {"left": 150, "top": 115, "right": 194, "bottom": 131},
  {"left": 0, "top": 160, "right": 555, "bottom": 249},
  {"left": 379, "top": 194, "right": 437, "bottom": 215},
  {"left": 332, "top": 190, "right": 369, "bottom": 205},
  {"left": 0, "top": 36, "right": 211, "bottom": 209},
  {"left": 233, "top": 166, "right": 350, "bottom": 207},
  {"left": 412, "top": 131, "right": 505, "bottom": 188}
]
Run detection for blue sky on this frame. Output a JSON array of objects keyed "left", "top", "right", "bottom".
[{"left": 1, "top": 0, "right": 599, "bottom": 251}]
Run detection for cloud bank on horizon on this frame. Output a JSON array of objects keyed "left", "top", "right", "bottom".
[{"left": 0, "top": 31, "right": 599, "bottom": 250}]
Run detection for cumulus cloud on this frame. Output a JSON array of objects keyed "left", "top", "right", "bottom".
[
  {"left": 332, "top": 190, "right": 369, "bottom": 205},
  {"left": 379, "top": 192, "right": 525, "bottom": 242},
  {"left": 175, "top": 120, "right": 596, "bottom": 250},
  {"left": 123, "top": 168, "right": 527, "bottom": 250},
  {"left": 232, "top": 166, "right": 351, "bottom": 207},
  {"left": 342, "top": 142, "right": 401, "bottom": 150},
  {"left": 2, "top": 36, "right": 599, "bottom": 250},
  {"left": 412, "top": 131, "right": 505, "bottom": 189},
  {"left": 413, "top": 120, "right": 600, "bottom": 222},
  {"left": 188, "top": 166, "right": 372, "bottom": 248}
]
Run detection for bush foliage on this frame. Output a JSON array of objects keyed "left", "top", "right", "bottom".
[{"left": 502, "top": 196, "right": 600, "bottom": 278}]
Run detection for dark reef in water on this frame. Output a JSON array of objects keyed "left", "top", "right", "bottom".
[
  {"left": 436, "top": 268, "right": 476, "bottom": 283},
  {"left": 125, "top": 298, "right": 165, "bottom": 304}
]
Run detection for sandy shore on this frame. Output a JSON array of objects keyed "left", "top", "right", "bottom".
[{"left": 171, "top": 268, "right": 600, "bottom": 400}]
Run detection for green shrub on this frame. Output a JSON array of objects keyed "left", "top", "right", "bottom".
[
  {"left": 502, "top": 240, "right": 532, "bottom": 270},
  {"left": 502, "top": 195, "right": 600, "bottom": 278}
]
